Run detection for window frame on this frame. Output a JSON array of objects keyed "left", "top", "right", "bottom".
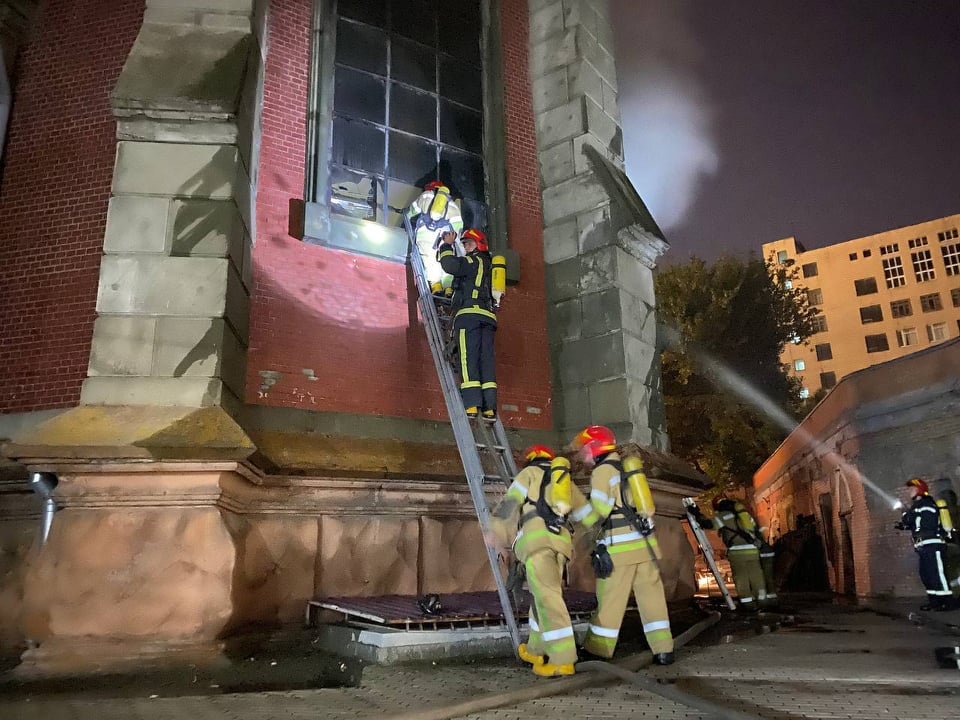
[
  {"left": 920, "top": 292, "right": 943, "bottom": 313},
  {"left": 302, "top": 0, "right": 509, "bottom": 262},
  {"left": 864, "top": 333, "right": 889, "bottom": 354},
  {"left": 889, "top": 298, "right": 912, "bottom": 318},
  {"left": 853, "top": 277, "right": 878, "bottom": 296},
  {"left": 896, "top": 327, "right": 918, "bottom": 348},
  {"left": 815, "top": 343, "right": 833, "bottom": 361}
]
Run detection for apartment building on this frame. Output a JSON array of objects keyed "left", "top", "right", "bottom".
[{"left": 763, "top": 213, "right": 960, "bottom": 396}]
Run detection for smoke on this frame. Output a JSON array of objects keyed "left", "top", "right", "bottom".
[{"left": 612, "top": 0, "right": 718, "bottom": 230}]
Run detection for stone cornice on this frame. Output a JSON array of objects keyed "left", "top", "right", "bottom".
[{"left": 617, "top": 223, "right": 669, "bottom": 270}]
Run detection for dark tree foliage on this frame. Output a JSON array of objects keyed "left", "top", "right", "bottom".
[{"left": 655, "top": 254, "right": 819, "bottom": 491}]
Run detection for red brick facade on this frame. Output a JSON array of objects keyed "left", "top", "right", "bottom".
[
  {"left": 0, "top": 0, "right": 144, "bottom": 412},
  {"left": 247, "top": 0, "right": 552, "bottom": 429}
]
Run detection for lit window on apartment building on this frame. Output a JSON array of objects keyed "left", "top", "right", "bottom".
[
  {"left": 819, "top": 371, "right": 837, "bottom": 389},
  {"left": 920, "top": 292, "right": 942, "bottom": 312},
  {"left": 777, "top": 250, "right": 788, "bottom": 264},
  {"left": 815, "top": 343, "right": 833, "bottom": 361},
  {"left": 853, "top": 277, "right": 878, "bottom": 296},
  {"left": 862, "top": 249, "right": 872, "bottom": 258},
  {"left": 942, "top": 242, "right": 960, "bottom": 276},
  {"left": 952, "top": 288, "right": 960, "bottom": 308},
  {"left": 801, "top": 262, "right": 818, "bottom": 278},
  {"left": 908, "top": 236, "right": 929, "bottom": 249},
  {"left": 865, "top": 333, "right": 889, "bottom": 353},
  {"left": 794, "top": 359, "right": 805, "bottom": 371},
  {"left": 927, "top": 322, "right": 948, "bottom": 343},
  {"left": 889, "top": 298, "right": 912, "bottom": 318},
  {"left": 806, "top": 288, "right": 823, "bottom": 305},
  {"left": 896, "top": 327, "right": 918, "bottom": 347},
  {"left": 784, "top": 279, "right": 793, "bottom": 289},
  {"left": 911, "top": 250, "right": 935, "bottom": 282},
  {"left": 799, "top": 387, "right": 810, "bottom": 399},
  {"left": 879, "top": 243, "right": 900, "bottom": 256},
  {"left": 937, "top": 228, "right": 959, "bottom": 242},
  {"left": 810, "top": 314, "right": 828, "bottom": 333},
  {"left": 859, "top": 305, "right": 883, "bottom": 324},
  {"left": 882, "top": 256, "right": 905, "bottom": 288}
]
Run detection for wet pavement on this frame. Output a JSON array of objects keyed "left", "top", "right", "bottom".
[{"left": 2, "top": 600, "right": 959, "bottom": 719}]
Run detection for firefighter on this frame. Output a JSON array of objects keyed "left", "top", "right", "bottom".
[
  {"left": 689, "top": 497, "right": 769, "bottom": 611},
  {"left": 756, "top": 522, "right": 778, "bottom": 608},
  {"left": 439, "top": 228, "right": 497, "bottom": 419},
  {"left": 406, "top": 180, "right": 463, "bottom": 294},
  {"left": 489, "top": 445, "right": 599, "bottom": 677},
  {"left": 573, "top": 425, "right": 675, "bottom": 666},
  {"left": 896, "top": 478, "right": 955, "bottom": 611}
]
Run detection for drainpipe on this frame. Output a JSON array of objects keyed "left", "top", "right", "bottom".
[
  {"left": 0, "top": 52, "right": 9, "bottom": 167},
  {"left": 29, "top": 472, "right": 58, "bottom": 547}
]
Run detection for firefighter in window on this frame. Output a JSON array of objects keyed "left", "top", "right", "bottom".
[
  {"left": 488, "top": 445, "right": 599, "bottom": 677},
  {"left": 406, "top": 180, "right": 464, "bottom": 296},
  {"left": 439, "top": 228, "right": 500, "bottom": 419}
]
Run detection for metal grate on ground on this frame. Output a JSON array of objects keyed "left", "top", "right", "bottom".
[{"left": 308, "top": 590, "right": 598, "bottom": 631}]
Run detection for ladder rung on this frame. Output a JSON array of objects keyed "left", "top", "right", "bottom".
[
  {"left": 475, "top": 443, "right": 508, "bottom": 452},
  {"left": 484, "top": 475, "right": 504, "bottom": 483}
]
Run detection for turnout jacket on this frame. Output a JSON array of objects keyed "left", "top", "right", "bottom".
[
  {"left": 439, "top": 247, "right": 496, "bottom": 323},
  {"left": 495, "top": 460, "right": 598, "bottom": 563},
  {"left": 901, "top": 494, "right": 946, "bottom": 548},
  {"left": 588, "top": 452, "right": 663, "bottom": 565}
]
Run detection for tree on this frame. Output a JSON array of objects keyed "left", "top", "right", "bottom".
[{"left": 655, "top": 254, "right": 819, "bottom": 492}]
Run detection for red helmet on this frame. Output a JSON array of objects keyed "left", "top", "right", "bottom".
[
  {"left": 906, "top": 478, "right": 929, "bottom": 494},
  {"left": 424, "top": 180, "right": 448, "bottom": 192},
  {"left": 571, "top": 425, "right": 616, "bottom": 459},
  {"left": 522, "top": 444, "right": 555, "bottom": 463},
  {"left": 462, "top": 228, "right": 488, "bottom": 252}
]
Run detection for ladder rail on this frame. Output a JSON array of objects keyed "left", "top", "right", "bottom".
[
  {"left": 684, "top": 504, "right": 738, "bottom": 611},
  {"left": 401, "top": 214, "right": 523, "bottom": 651}
]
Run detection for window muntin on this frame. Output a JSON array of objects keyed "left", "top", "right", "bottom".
[
  {"left": 942, "top": 242, "right": 960, "bottom": 277},
  {"left": 937, "top": 228, "right": 959, "bottom": 242},
  {"left": 864, "top": 334, "right": 889, "bottom": 353},
  {"left": 854, "top": 277, "right": 878, "bottom": 296},
  {"left": 920, "top": 293, "right": 942, "bottom": 313},
  {"left": 806, "top": 288, "right": 823, "bottom": 306},
  {"left": 326, "top": 1, "right": 487, "bottom": 229},
  {"left": 896, "top": 328, "right": 918, "bottom": 347},
  {"left": 911, "top": 249, "right": 935, "bottom": 282},
  {"left": 927, "top": 322, "right": 947, "bottom": 342},
  {"left": 882, "top": 256, "right": 905, "bottom": 288},
  {"left": 810, "top": 314, "right": 828, "bottom": 333},
  {"left": 889, "top": 299, "right": 912, "bottom": 318}
]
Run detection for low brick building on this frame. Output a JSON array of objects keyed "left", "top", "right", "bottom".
[
  {"left": 753, "top": 338, "right": 960, "bottom": 599},
  {"left": 0, "top": 0, "right": 704, "bottom": 671}
]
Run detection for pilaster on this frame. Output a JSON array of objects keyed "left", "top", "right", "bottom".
[{"left": 528, "top": 0, "right": 670, "bottom": 449}]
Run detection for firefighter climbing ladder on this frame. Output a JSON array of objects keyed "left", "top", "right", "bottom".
[
  {"left": 682, "top": 498, "right": 738, "bottom": 611},
  {"left": 401, "top": 214, "right": 523, "bottom": 651}
]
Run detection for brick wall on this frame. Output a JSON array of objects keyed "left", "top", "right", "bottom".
[
  {"left": 247, "top": 0, "right": 552, "bottom": 429},
  {"left": 0, "top": 0, "right": 144, "bottom": 412}
]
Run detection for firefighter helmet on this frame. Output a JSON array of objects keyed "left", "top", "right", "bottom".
[
  {"left": 424, "top": 180, "right": 449, "bottom": 193},
  {"left": 462, "top": 228, "right": 488, "bottom": 252},
  {"left": 711, "top": 495, "right": 725, "bottom": 511},
  {"left": 906, "top": 478, "right": 929, "bottom": 495},
  {"left": 523, "top": 444, "right": 555, "bottom": 463},
  {"left": 571, "top": 425, "right": 616, "bottom": 459}
]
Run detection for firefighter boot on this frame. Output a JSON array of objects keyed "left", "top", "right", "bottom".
[
  {"left": 465, "top": 406, "right": 479, "bottom": 418},
  {"left": 653, "top": 652, "right": 675, "bottom": 666},
  {"left": 518, "top": 644, "right": 544, "bottom": 666},
  {"left": 532, "top": 662, "right": 575, "bottom": 678},
  {"left": 430, "top": 281, "right": 444, "bottom": 296},
  {"left": 483, "top": 409, "right": 496, "bottom": 421}
]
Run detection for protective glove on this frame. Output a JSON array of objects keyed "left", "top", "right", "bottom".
[{"left": 590, "top": 543, "right": 614, "bottom": 579}]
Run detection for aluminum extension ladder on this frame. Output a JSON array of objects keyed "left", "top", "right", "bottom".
[
  {"left": 682, "top": 499, "right": 738, "bottom": 611},
  {"left": 401, "top": 214, "right": 523, "bottom": 651}
]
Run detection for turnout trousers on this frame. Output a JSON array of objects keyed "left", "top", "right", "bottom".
[
  {"left": 728, "top": 546, "right": 767, "bottom": 609},
  {"left": 918, "top": 542, "right": 952, "bottom": 603},
  {"left": 583, "top": 559, "right": 673, "bottom": 658},
  {"left": 454, "top": 313, "right": 497, "bottom": 412},
  {"left": 524, "top": 549, "right": 577, "bottom": 665},
  {"left": 759, "top": 547, "right": 777, "bottom": 606}
]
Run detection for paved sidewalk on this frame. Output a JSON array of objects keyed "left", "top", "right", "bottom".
[{"left": 2, "top": 604, "right": 959, "bottom": 719}]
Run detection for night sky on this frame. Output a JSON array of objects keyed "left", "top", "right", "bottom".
[{"left": 610, "top": 0, "right": 960, "bottom": 261}]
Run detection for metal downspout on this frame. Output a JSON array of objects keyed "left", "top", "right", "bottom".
[{"left": 29, "top": 472, "right": 58, "bottom": 546}]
